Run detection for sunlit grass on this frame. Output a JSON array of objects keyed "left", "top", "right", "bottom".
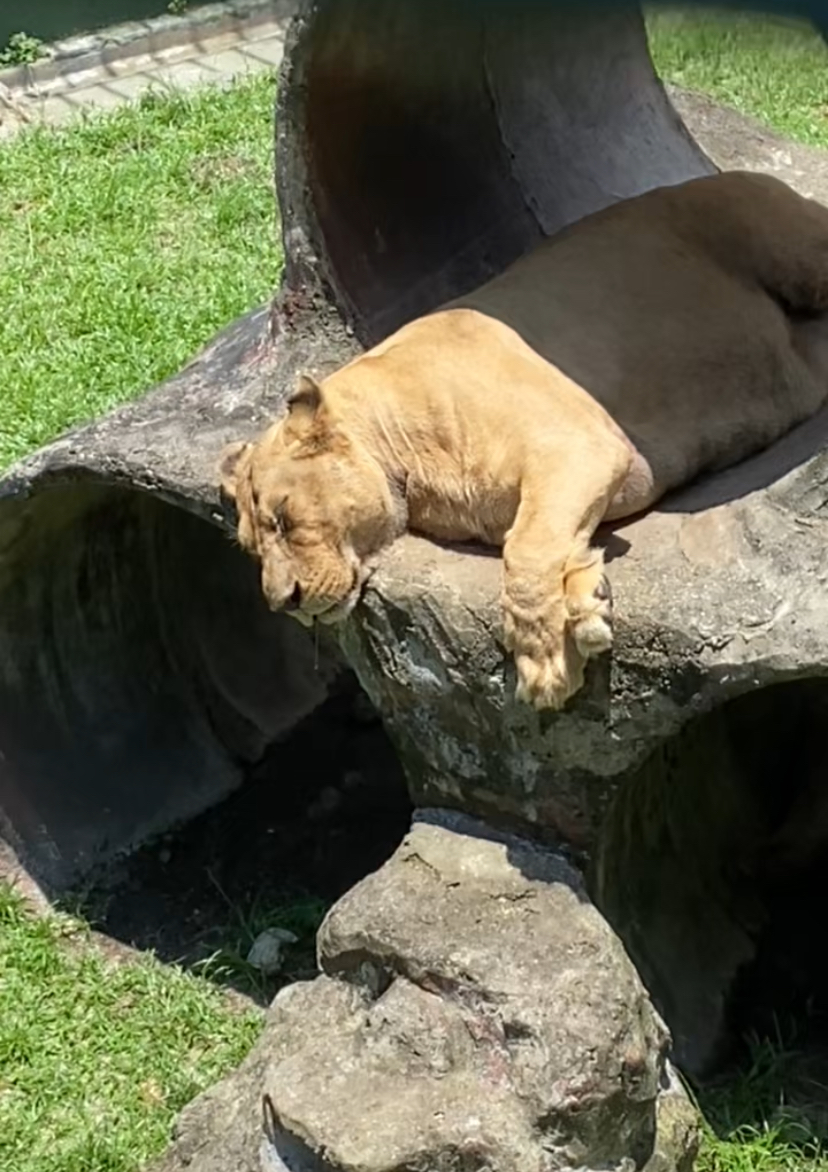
[
  {"left": 647, "top": 7, "right": 828, "bottom": 146},
  {"left": 0, "top": 883, "right": 263, "bottom": 1172},
  {"left": 694, "top": 1030, "right": 828, "bottom": 1172},
  {"left": 0, "top": 72, "right": 281, "bottom": 469}
]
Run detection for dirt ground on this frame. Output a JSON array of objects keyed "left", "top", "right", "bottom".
[{"left": 65, "top": 674, "right": 413, "bottom": 1003}]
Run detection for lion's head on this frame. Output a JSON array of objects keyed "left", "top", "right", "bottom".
[{"left": 219, "top": 374, "right": 406, "bottom": 626}]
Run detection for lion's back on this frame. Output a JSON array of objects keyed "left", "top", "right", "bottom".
[{"left": 450, "top": 172, "right": 828, "bottom": 490}]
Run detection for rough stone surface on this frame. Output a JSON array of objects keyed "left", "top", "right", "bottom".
[
  {"left": 147, "top": 811, "right": 700, "bottom": 1172},
  {"left": 339, "top": 408, "right": 828, "bottom": 846},
  {"left": 338, "top": 88, "right": 828, "bottom": 850},
  {"left": 0, "top": 0, "right": 713, "bottom": 890}
]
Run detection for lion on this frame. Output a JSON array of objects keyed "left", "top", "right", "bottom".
[{"left": 220, "top": 170, "right": 828, "bottom": 711}]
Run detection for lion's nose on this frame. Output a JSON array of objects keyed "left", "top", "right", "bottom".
[{"left": 282, "top": 582, "right": 303, "bottom": 612}]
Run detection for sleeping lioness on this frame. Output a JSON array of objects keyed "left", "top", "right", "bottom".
[{"left": 220, "top": 171, "right": 828, "bottom": 711}]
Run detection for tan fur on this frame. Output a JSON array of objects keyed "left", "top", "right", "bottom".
[{"left": 220, "top": 171, "right": 828, "bottom": 710}]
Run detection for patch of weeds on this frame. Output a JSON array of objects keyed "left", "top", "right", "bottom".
[
  {"left": 195, "top": 875, "right": 329, "bottom": 1001},
  {"left": 0, "top": 31, "right": 45, "bottom": 68},
  {"left": 695, "top": 1026, "right": 828, "bottom": 1172},
  {"left": 0, "top": 882, "right": 263, "bottom": 1172}
]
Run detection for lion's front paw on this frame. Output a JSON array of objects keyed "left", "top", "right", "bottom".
[
  {"left": 502, "top": 556, "right": 613, "bottom": 711},
  {"left": 503, "top": 596, "right": 585, "bottom": 712},
  {"left": 564, "top": 560, "right": 614, "bottom": 661},
  {"left": 514, "top": 646, "right": 585, "bottom": 711}
]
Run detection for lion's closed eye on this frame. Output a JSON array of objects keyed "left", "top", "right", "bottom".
[{"left": 272, "top": 497, "right": 294, "bottom": 535}]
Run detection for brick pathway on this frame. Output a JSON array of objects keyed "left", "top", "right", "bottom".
[{"left": 0, "top": 6, "right": 291, "bottom": 137}]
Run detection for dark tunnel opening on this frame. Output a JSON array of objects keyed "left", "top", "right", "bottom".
[
  {"left": 0, "top": 481, "right": 413, "bottom": 999},
  {"left": 72, "top": 668, "right": 413, "bottom": 1003},
  {"left": 594, "top": 679, "right": 828, "bottom": 1143},
  {"left": 291, "top": 0, "right": 713, "bottom": 345},
  {"left": 0, "top": 484, "right": 412, "bottom": 920}
]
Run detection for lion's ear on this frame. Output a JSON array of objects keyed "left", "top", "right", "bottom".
[
  {"left": 284, "top": 374, "right": 326, "bottom": 439},
  {"left": 218, "top": 441, "right": 252, "bottom": 502},
  {"left": 284, "top": 372, "right": 321, "bottom": 424}
]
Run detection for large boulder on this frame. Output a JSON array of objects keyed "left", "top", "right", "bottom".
[{"left": 147, "top": 810, "right": 700, "bottom": 1172}]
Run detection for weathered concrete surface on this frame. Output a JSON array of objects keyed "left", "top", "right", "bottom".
[
  {"left": 339, "top": 409, "right": 828, "bottom": 847},
  {"left": 0, "top": 0, "right": 713, "bottom": 890},
  {"left": 147, "top": 811, "right": 700, "bottom": 1172},
  {"left": 338, "top": 86, "right": 828, "bottom": 848}
]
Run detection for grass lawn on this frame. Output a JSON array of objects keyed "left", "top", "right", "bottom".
[
  {"left": 0, "top": 71, "right": 281, "bottom": 470},
  {"left": 646, "top": 6, "right": 828, "bottom": 146},
  {"left": 0, "top": 885, "right": 262, "bottom": 1172},
  {"left": 693, "top": 1037, "right": 828, "bottom": 1172},
  {"left": 1, "top": 10, "right": 828, "bottom": 1172}
]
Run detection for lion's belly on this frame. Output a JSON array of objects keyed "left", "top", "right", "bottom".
[{"left": 605, "top": 446, "right": 658, "bottom": 521}]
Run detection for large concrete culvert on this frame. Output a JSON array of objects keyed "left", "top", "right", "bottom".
[
  {"left": 0, "top": 0, "right": 722, "bottom": 890},
  {"left": 6, "top": 6, "right": 828, "bottom": 1089}
]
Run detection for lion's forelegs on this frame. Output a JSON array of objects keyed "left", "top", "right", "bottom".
[{"left": 501, "top": 438, "right": 631, "bottom": 711}]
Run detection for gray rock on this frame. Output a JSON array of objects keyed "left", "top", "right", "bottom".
[
  {"left": 147, "top": 811, "right": 699, "bottom": 1172},
  {"left": 247, "top": 928, "right": 300, "bottom": 976}
]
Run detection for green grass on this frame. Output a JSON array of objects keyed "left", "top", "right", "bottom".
[
  {"left": 694, "top": 1031, "right": 828, "bottom": 1172},
  {"left": 0, "top": 12, "right": 826, "bottom": 475},
  {"left": 647, "top": 7, "right": 828, "bottom": 147},
  {"left": 193, "top": 877, "right": 329, "bottom": 1002},
  {"left": 0, "top": 883, "right": 262, "bottom": 1172},
  {"left": 0, "top": 72, "right": 281, "bottom": 470}
]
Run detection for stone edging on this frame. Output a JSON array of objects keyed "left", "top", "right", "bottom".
[{"left": 0, "top": 0, "right": 296, "bottom": 93}]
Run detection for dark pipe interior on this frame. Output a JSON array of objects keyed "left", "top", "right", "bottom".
[
  {"left": 297, "top": 0, "right": 712, "bottom": 343},
  {"left": 73, "top": 669, "right": 413, "bottom": 1001},
  {"left": 594, "top": 680, "right": 828, "bottom": 1080},
  {"left": 0, "top": 486, "right": 341, "bottom": 890}
]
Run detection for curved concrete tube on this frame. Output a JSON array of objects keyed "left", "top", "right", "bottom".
[
  {"left": 3, "top": 0, "right": 828, "bottom": 1087},
  {"left": 0, "top": 0, "right": 711, "bottom": 889}
]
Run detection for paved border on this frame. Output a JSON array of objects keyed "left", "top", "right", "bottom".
[{"left": 0, "top": 0, "right": 295, "bottom": 92}]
